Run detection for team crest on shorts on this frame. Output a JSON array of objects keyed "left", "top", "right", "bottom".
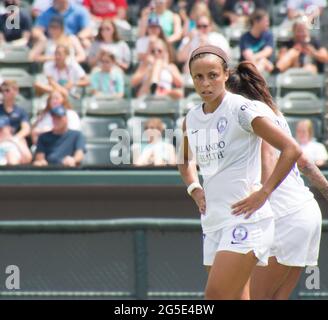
[
  {"left": 217, "top": 117, "right": 228, "bottom": 134},
  {"left": 232, "top": 225, "right": 248, "bottom": 242}
]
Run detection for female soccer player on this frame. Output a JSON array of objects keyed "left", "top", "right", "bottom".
[
  {"left": 226, "top": 61, "right": 326, "bottom": 299},
  {"left": 178, "top": 45, "right": 302, "bottom": 300}
]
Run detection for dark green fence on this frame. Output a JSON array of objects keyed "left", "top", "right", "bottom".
[{"left": 0, "top": 218, "right": 326, "bottom": 299}]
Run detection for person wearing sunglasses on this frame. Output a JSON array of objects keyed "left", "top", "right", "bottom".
[
  {"left": 136, "top": 15, "right": 169, "bottom": 63},
  {"left": 0, "top": 80, "right": 30, "bottom": 140},
  {"left": 131, "top": 38, "right": 183, "bottom": 99},
  {"left": 177, "top": 15, "right": 230, "bottom": 73}
]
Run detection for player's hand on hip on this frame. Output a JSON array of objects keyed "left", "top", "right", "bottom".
[
  {"left": 191, "top": 188, "right": 206, "bottom": 215},
  {"left": 231, "top": 189, "right": 268, "bottom": 219}
]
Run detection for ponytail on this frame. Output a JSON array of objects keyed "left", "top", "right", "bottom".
[{"left": 226, "top": 61, "right": 278, "bottom": 114}]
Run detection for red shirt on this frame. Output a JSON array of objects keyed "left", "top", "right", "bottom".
[{"left": 83, "top": 0, "right": 127, "bottom": 18}]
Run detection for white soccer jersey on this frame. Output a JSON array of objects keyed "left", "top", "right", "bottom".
[
  {"left": 186, "top": 91, "right": 273, "bottom": 233},
  {"left": 253, "top": 100, "right": 314, "bottom": 218}
]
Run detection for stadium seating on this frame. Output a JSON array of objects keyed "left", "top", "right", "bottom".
[
  {"left": 81, "top": 116, "right": 127, "bottom": 143},
  {"left": 84, "top": 95, "right": 131, "bottom": 117},
  {"left": 277, "top": 92, "right": 325, "bottom": 115},
  {"left": 132, "top": 95, "right": 179, "bottom": 118},
  {"left": 83, "top": 140, "right": 130, "bottom": 166},
  {"left": 180, "top": 92, "right": 202, "bottom": 115},
  {"left": 223, "top": 25, "right": 245, "bottom": 47},
  {"left": 0, "top": 45, "right": 32, "bottom": 71},
  {"left": 15, "top": 94, "right": 34, "bottom": 118},
  {"left": 276, "top": 68, "right": 325, "bottom": 98}
]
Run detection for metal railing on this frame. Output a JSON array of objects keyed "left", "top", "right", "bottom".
[{"left": 0, "top": 218, "right": 326, "bottom": 299}]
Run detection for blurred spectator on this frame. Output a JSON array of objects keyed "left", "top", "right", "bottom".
[
  {"left": 287, "top": 0, "right": 326, "bottom": 21},
  {"left": 133, "top": 117, "right": 176, "bottom": 166},
  {"left": 29, "top": 16, "right": 86, "bottom": 63},
  {"left": 32, "top": 0, "right": 84, "bottom": 18},
  {"left": 136, "top": 15, "right": 168, "bottom": 62},
  {"left": 90, "top": 50, "right": 125, "bottom": 96},
  {"left": 33, "top": 106, "right": 86, "bottom": 167},
  {"left": 240, "top": 9, "right": 274, "bottom": 73},
  {"left": 83, "top": 0, "right": 128, "bottom": 20},
  {"left": 33, "top": 0, "right": 92, "bottom": 45},
  {"left": 0, "top": 116, "right": 32, "bottom": 165},
  {"left": 31, "top": 90, "right": 81, "bottom": 145},
  {"left": 0, "top": 0, "right": 32, "bottom": 46},
  {"left": 87, "top": 19, "right": 131, "bottom": 71},
  {"left": 222, "top": 0, "right": 268, "bottom": 26},
  {"left": 178, "top": 1, "right": 211, "bottom": 38},
  {"left": 296, "top": 119, "right": 328, "bottom": 167},
  {"left": 138, "top": 0, "right": 182, "bottom": 44},
  {"left": 183, "top": 0, "right": 226, "bottom": 28},
  {"left": 276, "top": 19, "right": 328, "bottom": 73},
  {"left": 131, "top": 38, "right": 183, "bottom": 99},
  {"left": 177, "top": 15, "right": 230, "bottom": 73},
  {"left": 34, "top": 45, "right": 89, "bottom": 97},
  {"left": 0, "top": 80, "right": 30, "bottom": 139}
]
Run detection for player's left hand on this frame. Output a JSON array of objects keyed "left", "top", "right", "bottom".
[{"left": 231, "top": 189, "right": 269, "bottom": 219}]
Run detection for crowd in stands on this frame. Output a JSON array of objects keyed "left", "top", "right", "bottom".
[{"left": 0, "top": 0, "right": 327, "bottom": 168}]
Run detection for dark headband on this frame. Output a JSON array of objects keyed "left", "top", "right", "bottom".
[{"left": 189, "top": 45, "right": 229, "bottom": 69}]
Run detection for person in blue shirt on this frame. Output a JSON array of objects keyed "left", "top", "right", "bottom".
[
  {"left": 33, "top": 0, "right": 91, "bottom": 46},
  {"left": 239, "top": 9, "right": 274, "bottom": 73},
  {"left": 0, "top": 80, "right": 30, "bottom": 139},
  {"left": 33, "top": 106, "right": 86, "bottom": 167}
]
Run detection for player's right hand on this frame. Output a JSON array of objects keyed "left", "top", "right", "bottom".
[{"left": 191, "top": 188, "right": 206, "bottom": 215}]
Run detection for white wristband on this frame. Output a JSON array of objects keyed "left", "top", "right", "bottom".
[{"left": 187, "top": 182, "right": 203, "bottom": 196}]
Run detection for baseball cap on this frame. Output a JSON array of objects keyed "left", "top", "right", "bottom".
[
  {"left": 0, "top": 116, "right": 10, "bottom": 128},
  {"left": 148, "top": 14, "right": 160, "bottom": 26},
  {"left": 50, "top": 105, "right": 67, "bottom": 117}
]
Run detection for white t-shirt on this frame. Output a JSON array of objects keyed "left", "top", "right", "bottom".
[
  {"left": 186, "top": 91, "right": 273, "bottom": 233},
  {"left": 253, "top": 101, "right": 314, "bottom": 219},
  {"left": 35, "top": 110, "right": 81, "bottom": 132},
  {"left": 43, "top": 60, "right": 86, "bottom": 86},
  {"left": 300, "top": 140, "right": 328, "bottom": 164}
]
